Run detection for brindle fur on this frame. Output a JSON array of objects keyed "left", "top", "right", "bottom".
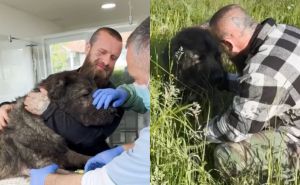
[{"left": 0, "top": 70, "right": 120, "bottom": 179}]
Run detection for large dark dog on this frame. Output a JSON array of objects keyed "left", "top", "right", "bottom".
[
  {"left": 0, "top": 70, "right": 119, "bottom": 179},
  {"left": 163, "top": 27, "right": 227, "bottom": 103}
]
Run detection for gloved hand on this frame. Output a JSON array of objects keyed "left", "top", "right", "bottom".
[
  {"left": 92, "top": 88, "right": 128, "bottom": 109},
  {"left": 30, "top": 164, "right": 58, "bottom": 185},
  {"left": 84, "top": 146, "right": 124, "bottom": 172}
]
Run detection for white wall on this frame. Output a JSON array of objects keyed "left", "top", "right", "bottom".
[
  {"left": 0, "top": 44, "right": 34, "bottom": 103},
  {"left": 0, "top": 3, "right": 63, "bottom": 103},
  {"left": 0, "top": 3, "right": 62, "bottom": 39}
]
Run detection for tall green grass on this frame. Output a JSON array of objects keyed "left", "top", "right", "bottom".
[{"left": 151, "top": 0, "right": 300, "bottom": 184}]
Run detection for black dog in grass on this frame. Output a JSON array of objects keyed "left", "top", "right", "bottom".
[
  {"left": 163, "top": 27, "right": 228, "bottom": 104},
  {"left": 0, "top": 70, "right": 120, "bottom": 179}
]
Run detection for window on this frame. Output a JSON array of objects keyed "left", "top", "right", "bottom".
[
  {"left": 45, "top": 33, "right": 89, "bottom": 74},
  {"left": 49, "top": 40, "right": 86, "bottom": 73}
]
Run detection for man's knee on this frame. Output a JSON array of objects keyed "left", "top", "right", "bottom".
[{"left": 214, "top": 143, "right": 246, "bottom": 176}]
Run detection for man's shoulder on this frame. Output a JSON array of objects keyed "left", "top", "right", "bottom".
[{"left": 248, "top": 23, "right": 300, "bottom": 75}]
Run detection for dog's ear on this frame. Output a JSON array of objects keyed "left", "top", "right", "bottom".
[
  {"left": 48, "top": 79, "right": 66, "bottom": 100},
  {"left": 40, "top": 75, "right": 67, "bottom": 100}
]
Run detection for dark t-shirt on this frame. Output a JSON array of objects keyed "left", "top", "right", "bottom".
[{"left": 42, "top": 81, "right": 124, "bottom": 156}]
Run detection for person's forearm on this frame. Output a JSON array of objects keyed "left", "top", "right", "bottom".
[
  {"left": 45, "top": 174, "right": 83, "bottom": 185},
  {"left": 122, "top": 143, "right": 135, "bottom": 151},
  {"left": 118, "top": 84, "right": 148, "bottom": 113},
  {"left": 0, "top": 101, "right": 16, "bottom": 107}
]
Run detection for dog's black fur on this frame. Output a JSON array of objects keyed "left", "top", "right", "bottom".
[
  {"left": 163, "top": 27, "right": 227, "bottom": 103},
  {"left": 0, "top": 70, "right": 119, "bottom": 179}
]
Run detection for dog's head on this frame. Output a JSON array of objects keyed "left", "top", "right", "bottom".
[
  {"left": 164, "top": 27, "right": 226, "bottom": 91},
  {"left": 39, "top": 70, "right": 120, "bottom": 126}
]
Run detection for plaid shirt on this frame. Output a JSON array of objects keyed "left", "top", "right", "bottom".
[{"left": 206, "top": 18, "right": 300, "bottom": 143}]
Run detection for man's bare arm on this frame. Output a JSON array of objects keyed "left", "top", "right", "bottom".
[
  {"left": 45, "top": 173, "right": 82, "bottom": 185},
  {"left": 0, "top": 104, "right": 13, "bottom": 130},
  {"left": 24, "top": 88, "right": 50, "bottom": 115}
]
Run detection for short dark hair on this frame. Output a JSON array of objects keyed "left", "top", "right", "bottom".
[
  {"left": 126, "top": 17, "right": 150, "bottom": 53},
  {"left": 89, "top": 27, "right": 122, "bottom": 45}
]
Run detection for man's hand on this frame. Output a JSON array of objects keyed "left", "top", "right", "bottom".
[
  {"left": 123, "top": 143, "right": 135, "bottom": 151},
  {"left": 24, "top": 88, "right": 50, "bottom": 115},
  {"left": 92, "top": 88, "right": 128, "bottom": 109},
  {"left": 30, "top": 164, "right": 58, "bottom": 185},
  {"left": 0, "top": 104, "right": 13, "bottom": 130},
  {"left": 84, "top": 146, "right": 124, "bottom": 172}
]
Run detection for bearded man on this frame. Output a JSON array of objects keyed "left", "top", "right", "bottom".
[{"left": 0, "top": 27, "right": 124, "bottom": 156}]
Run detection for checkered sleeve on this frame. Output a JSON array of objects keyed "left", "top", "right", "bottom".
[{"left": 205, "top": 72, "right": 290, "bottom": 143}]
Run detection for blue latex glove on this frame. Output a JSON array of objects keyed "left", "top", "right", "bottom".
[
  {"left": 92, "top": 88, "right": 128, "bottom": 109},
  {"left": 84, "top": 146, "right": 124, "bottom": 172},
  {"left": 30, "top": 164, "right": 59, "bottom": 185}
]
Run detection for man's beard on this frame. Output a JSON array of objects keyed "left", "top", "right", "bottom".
[{"left": 79, "top": 55, "right": 112, "bottom": 87}]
